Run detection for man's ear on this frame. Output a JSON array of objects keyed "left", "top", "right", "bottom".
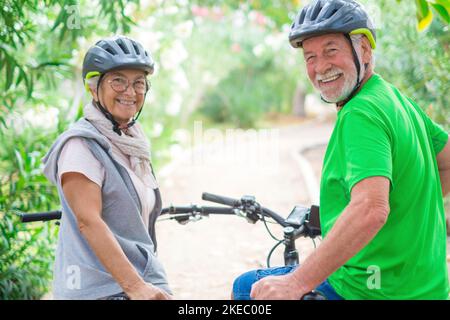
[{"left": 361, "top": 36, "right": 373, "bottom": 65}]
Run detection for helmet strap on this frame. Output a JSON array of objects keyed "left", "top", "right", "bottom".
[
  {"left": 334, "top": 34, "right": 366, "bottom": 108},
  {"left": 122, "top": 91, "right": 147, "bottom": 130}
]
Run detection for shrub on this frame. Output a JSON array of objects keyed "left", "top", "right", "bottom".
[{"left": 0, "top": 116, "right": 67, "bottom": 299}]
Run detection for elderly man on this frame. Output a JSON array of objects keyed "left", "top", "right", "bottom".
[{"left": 232, "top": 0, "right": 449, "bottom": 300}]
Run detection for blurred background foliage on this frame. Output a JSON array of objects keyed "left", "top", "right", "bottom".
[{"left": 0, "top": 0, "right": 449, "bottom": 299}]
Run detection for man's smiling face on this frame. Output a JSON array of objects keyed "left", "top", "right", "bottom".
[{"left": 302, "top": 33, "right": 358, "bottom": 103}]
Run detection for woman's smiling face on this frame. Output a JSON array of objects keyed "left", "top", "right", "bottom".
[{"left": 92, "top": 69, "right": 147, "bottom": 125}]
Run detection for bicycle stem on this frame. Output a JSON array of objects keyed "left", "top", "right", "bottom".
[{"left": 283, "top": 226, "right": 300, "bottom": 266}]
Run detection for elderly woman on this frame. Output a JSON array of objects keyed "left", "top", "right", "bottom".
[{"left": 42, "top": 35, "right": 172, "bottom": 300}]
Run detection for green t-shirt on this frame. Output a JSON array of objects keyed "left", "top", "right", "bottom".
[{"left": 321, "top": 73, "right": 449, "bottom": 299}]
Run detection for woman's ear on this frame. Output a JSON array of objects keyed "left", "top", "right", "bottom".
[{"left": 89, "top": 86, "right": 99, "bottom": 102}]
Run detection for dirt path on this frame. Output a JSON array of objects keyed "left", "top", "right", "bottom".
[{"left": 156, "top": 119, "right": 334, "bottom": 299}]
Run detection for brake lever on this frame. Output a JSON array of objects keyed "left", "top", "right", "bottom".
[
  {"left": 240, "top": 196, "right": 261, "bottom": 224},
  {"left": 189, "top": 214, "right": 203, "bottom": 223},
  {"left": 244, "top": 207, "right": 260, "bottom": 224},
  {"left": 174, "top": 210, "right": 207, "bottom": 225},
  {"left": 174, "top": 214, "right": 191, "bottom": 225}
]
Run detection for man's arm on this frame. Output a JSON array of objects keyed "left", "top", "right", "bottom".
[
  {"left": 436, "top": 137, "right": 450, "bottom": 197},
  {"left": 61, "top": 172, "right": 171, "bottom": 300},
  {"left": 250, "top": 176, "right": 390, "bottom": 299}
]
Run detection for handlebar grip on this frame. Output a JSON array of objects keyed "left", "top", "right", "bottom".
[
  {"left": 201, "top": 206, "right": 235, "bottom": 215},
  {"left": 160, "top": 205, "right": 236, "bottom": 216},
  {"left": 160, "top": 206, "right": 196, "bottom": 215},
  {"left": 202, "top": 192, "right": 241, "bottom": 207},
  {"left": 20, "top": 210, "right": 62, "bottom": 223},
  {"left": 302, "top": 291, "right": 326, "bottom": 300}
]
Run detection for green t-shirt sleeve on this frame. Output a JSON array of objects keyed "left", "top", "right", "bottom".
[
  {"left": 422, "top": 114, "right": 448, "bottom": 155},
  {"left": 408, "top": 98, "right": 449, "bottom": 155},
  {"left": 340, "top": 110, "right": 393, "bottom": 194}
]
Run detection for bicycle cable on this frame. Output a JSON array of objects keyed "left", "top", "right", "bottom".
[
  {"left": 260, "top": 211, "right": 282, "bottom": 242},
  {"left": 267, "top": 239, "right": 284, "bottom": 268}
]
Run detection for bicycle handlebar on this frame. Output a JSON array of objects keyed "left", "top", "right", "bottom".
[
  {"left": 161, "top": 205, "right": 236, "bottom": 215},
  {"left": 18, "top": 193, "right": 323, "bottom": 298},
  {"left": 19, "top": 205, "right": 237, "bottom": 224},
  {"left": 19, "top": 210, "right": 62, "bottom": 223},
  {"left": 202, "top": 192, "right": 288, "bottom": 227},
  {"left": 202, "top": 192, "right": 241, "bottom": 207},
  {"left": 19, "top": 193, "right": 317, "bottom": 238}
]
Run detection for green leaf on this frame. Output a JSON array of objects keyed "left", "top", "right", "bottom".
[
  {"left": 15, "top": 69, "right": 24, "bottom": 86},
  {"left": 416, "top": 0, "right": 430, "bottom": 17},
  {"left": 0, "top": 116, "right": 7, "bottom": 130},
  {"left": 5, "top": 58, "right": 15, "bottom": 91},
  {"left": 431, "top": 3, "right": 450, "bottom": 23},
  {"left": 14, "top": 149, "right": 25, "bottom": 177},
  {"left": 51, "top": 5, "right": 67, "bottom": 31},
  {"left": 25, "top": 73, "right": 34, "bottom": 99},
  {"left": 416, "top": 0, "right": 434, "bottom": 31},
  {"left": 430, "top": 0, "right": 450, "bottom": 9}
]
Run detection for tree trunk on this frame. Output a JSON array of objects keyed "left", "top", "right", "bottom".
[{"left": 292, "top": 82, "right": 306, "bottom": 117}]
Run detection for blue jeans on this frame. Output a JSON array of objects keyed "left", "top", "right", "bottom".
[{"left": 232, "top": 265, "right": 344, "bottom": 300}]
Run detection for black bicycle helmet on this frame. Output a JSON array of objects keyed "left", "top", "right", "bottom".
[
  {"left": 82, "top": 35, "right": 154, "bottom": 135},
  {"left": 289, "top": 0, "right": 376, "bottom": 49}
]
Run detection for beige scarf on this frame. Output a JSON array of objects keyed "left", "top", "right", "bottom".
[{"left": 83, "top": 102, "right": 157, "bottom": 189}]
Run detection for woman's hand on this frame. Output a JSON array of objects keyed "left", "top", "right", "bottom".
[{"left": 126, "top": 281, "right": 173, "bottom": 300}]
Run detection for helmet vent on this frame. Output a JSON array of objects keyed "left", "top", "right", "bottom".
[
  {"left": 343, "top": 14, "right": 353, "bottom": 23},
  {"left": 298, "top": 10, "right": 306, "bottom": 24},
  {"left": 329, "top": 9, "right": 338, "bottom": 17},
  {"left": 132, "top": 42, "right": 140, "bottom": 55},
  {"left": 310, "top": 1, "right": 323, "bottom": 20},
  {"left": 104, "top": 46, "right": 116, "bottom": 55},
  {"left": 98, "top": 40, "right": 118, "bottom": 56},
  {"left": 116, "top": 39, "right": 130, "bottom": 54}
]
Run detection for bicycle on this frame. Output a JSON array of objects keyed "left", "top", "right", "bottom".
[{"left": 19, "top": 192, "right": 324, "bottom": 300}]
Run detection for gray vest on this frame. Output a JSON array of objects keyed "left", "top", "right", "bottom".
[{"left": 42, "top": 119, "right": 171, "bottom": 299}]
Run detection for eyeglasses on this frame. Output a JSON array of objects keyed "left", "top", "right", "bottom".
[{"left": 107, "top": 76, "right": 150, "bottom": 94}]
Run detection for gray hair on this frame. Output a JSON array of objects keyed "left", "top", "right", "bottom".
[{"left": 350, "top": 33, "right": 375, "bottom": 70}]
